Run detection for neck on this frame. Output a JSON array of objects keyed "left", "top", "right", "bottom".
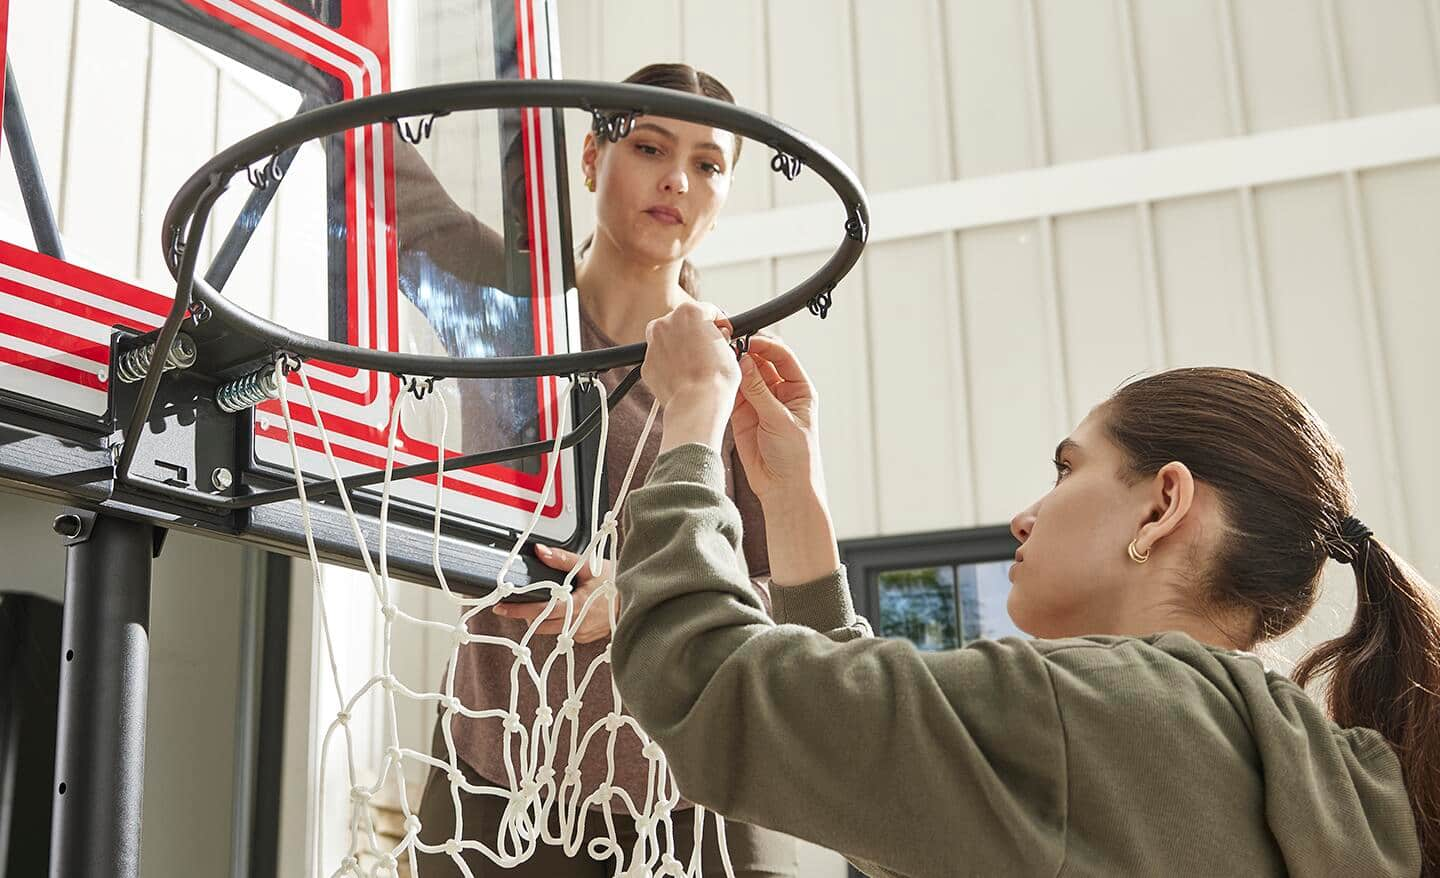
[{"left": 576, "top": 232, "right": 690, "bottom": 345}]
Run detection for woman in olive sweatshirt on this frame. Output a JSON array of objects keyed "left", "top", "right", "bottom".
[{"left": 611, "top": 301, "right": 1438, "bottom": 877}]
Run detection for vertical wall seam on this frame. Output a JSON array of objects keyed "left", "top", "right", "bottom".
[
  {"left": 134, "top": 24, "right": 157, "bottom": 281},
  {"left": 1115, "top": 0, "right": 1168, "bottom": 369},
  {"left": 1426, "top": 0, "right": 1440, "bottom": 92},
  {"left": 929, "top": 0, "right": 959, "bottom": 182},
  {"left": 1217, "top": 0, "right": 1276, "bottom": 373},
  {"left": 1020, "top": 0, "right": 1072, "bottom": 430},
  {"left": 56, "top": 0, "right": 84, "bottom": 230},
  {"left": 943, "top": 230, "right": 981, "bottom": 525},
  {"left": 845, "top": 0, "right": 882, "bottom": 534},
  {"left": 1318, "top": 0, "right": 1414, "bottom": 549},
  {"left": 758, "top": 0, "right": 776, "bottom": 209}
]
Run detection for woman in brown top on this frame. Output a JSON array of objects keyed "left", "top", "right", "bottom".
[
  {"left": 410, "top": 66, "right": 798, "bottom": 877},
  {"left": 606, "top": 303, "right": 1437, "bottom": 876}
]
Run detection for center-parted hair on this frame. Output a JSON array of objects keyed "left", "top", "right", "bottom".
[
  {"left": 1105, "top": 367, "right": 1440, "bottom": 876},
  {"left": 584, "top": 63, "right": 740, "bottom": 297}
]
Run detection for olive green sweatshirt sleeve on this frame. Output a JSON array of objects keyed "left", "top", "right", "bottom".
[{"left": 613, "top": 445, "right": 1067, "bottom": 878}]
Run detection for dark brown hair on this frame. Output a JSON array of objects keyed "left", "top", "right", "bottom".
[
  {"left": 1105, "top": 367, "right": 1440, "bottom": 874},
  {"left": 583, "top": 62, "right": 740, "bottom": 297}
]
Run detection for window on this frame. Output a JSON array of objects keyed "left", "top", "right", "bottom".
[{"left": 840, "top": 526, "right": 1024, "bottom": 648}]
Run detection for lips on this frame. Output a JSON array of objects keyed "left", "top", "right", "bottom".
[{"left": 644, "top": 206, "right": 684, "bottom": 225}]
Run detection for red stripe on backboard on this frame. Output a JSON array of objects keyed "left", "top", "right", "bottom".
[
  {"left": 0, "top": 313, "right": 109, "bottom": 363},
  {"left": 0, "top": 275, "right": 159, "bottom": 333},
  {"left": 0, "top": 240, "right": 172, "bottom": 316},
  {"left": 0, "top": 346, "right": 104, "bottom": 390}
]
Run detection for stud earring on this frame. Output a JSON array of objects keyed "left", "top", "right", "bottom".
[
  {"left": 585, "top": 177, "right": 595, "bottom": 192},
  {"left": 1127, "top": 539, "right": 1150, "bottom": 564}
]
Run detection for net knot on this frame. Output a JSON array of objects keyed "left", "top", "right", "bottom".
[
  {"left": 385, "top": 746, "right": 403, "bottom": 764},
  {"left": 518, "top": 779, "right": 540, "bottom": 801},
  {"left": 382, "top": 676, "right": 395, "bottom": 693},
  {"left": 562, "top": 698, "right": 583, "bottom": 719},
  {"left": 556, "top": 634, "right": 574, "bottom": 652},
  {"left": 442, "top": 839, "right": 461, "bottom": 857},
  {"left": 502, "top": 715, "right": 525, "bottom": 735},
  {"left": 604, "top": 713, "right": 625, "bottom": 733},
  {"left": 565, "top": 766, "right": 582, "bottom": 783},
  {"left": 334, "top": 710, "right": 350, "bottom": 725},
  {"left": 551, "top": 583, "right": 573, "bottom": 600},
  {"left": 510, "top": 644, "right": 531, "bottom": 661},
  {"left": 596, "top": 782, "right": 614, "bottom": 800},
  {"left": 642, "top": 741, "right": 664, "bottom": 761},
  {"left": 452, "top": 623, "right": 469, "bottom": 645},
  {"left": 350, "top": 785, "right": 371, "bottom": 804},
  {"left": 380, "top": 603, "right": 397, "bottom": 621},
  {"left": 534, "top": 706, "right": 554, "bottom": 726},
  {"left": 379, "top": 853, "right": 397, "bottom": 871},
  {"left": 404, "top": 815, "right": 422, "bottom": 836},
  {"left": 443, "top": 696, "right": 462, "bottom": 714},
  {"left": 340, "top": 855, "right": 358, "bottom": 871},
  {"left": 447, "top": 767, "right": 464, "bottom": 786},
  {"left": 537, "top": 766, "right": 556, "bottom": 785}
]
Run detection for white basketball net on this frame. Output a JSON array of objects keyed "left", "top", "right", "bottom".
[{"left": 274, "top": 362, "right": 733, "bottom": 878}]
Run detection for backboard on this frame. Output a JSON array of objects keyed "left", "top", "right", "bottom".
[{"left": 0, "top": 0, "right": 588, "bottom": 590}]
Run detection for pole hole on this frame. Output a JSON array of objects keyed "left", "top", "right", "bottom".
[
  {"left": 58, "top": 783, "right": 67, "bottom": 795},
  {"left": 65, "top": 649, "right": 74, "bottom": 661}
]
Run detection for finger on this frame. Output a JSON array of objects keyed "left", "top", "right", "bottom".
[
  {"left": 744, "top": 336, "right": 811, "bottom": 385},
  {"left": 738, "top": 354, "right": 790, "bottom": 423},
  {"left": 534, "top": 543, "right": 585, "bottom": 575},
  {"left": 494, "top": 601, "right": 559, "bottom": 624},
  {"left": 751, "top": 355, "right": 784, "bottom": 390}
]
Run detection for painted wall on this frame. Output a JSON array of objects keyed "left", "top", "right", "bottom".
[{"left": 4, "top": 0, "right": 1438, "bottom": 875}]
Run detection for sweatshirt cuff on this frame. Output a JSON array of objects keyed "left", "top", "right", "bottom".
[
  {"left": 648, "top": 443, "right": 728, "bottom": 493},
  {"left": 771, "top": 567, "right": 857, "bottom": 632}
]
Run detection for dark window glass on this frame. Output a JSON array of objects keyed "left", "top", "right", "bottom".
[{"left": 876, "top": 566, "right": 958, "bottom": 650}]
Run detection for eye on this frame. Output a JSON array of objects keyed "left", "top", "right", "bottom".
[
  {"left": 698, "top": 160, "right": 724, "bottom": 176},
  {"left": 1052, "top": 456, "right": 1072, "bottom": 486},
  {"left": 634, "top": 142, "right": 662, "bottom": 156}
]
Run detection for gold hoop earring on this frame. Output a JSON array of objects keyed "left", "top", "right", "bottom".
[
  {"left": 1127, "top": 540, "right": 1150, "bottom": 564},
  {"left": 585, "top": 177, "right": 595, "bottom": 192}
]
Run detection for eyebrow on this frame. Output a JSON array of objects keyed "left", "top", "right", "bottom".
[
  {"left": 1054, "top": 438, "right": 1081, "bottom": 460},
  {"left": 631, "top": 121, "right": 729, "bottom": 157}
]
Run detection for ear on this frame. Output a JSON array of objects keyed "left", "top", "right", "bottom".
[
  {"left": 581, "top": 131, "right": 600, "bottom": 182},
  {"left": 1133, "top": 461, "right": 1195, "bottom": 557}
]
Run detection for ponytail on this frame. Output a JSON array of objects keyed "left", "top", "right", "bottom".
[{"left": 1293, "top": 537, "right": 1440, "bottom": 875}]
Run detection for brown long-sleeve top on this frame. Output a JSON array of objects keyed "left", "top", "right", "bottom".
[
  {"left": 612, "top": 444, "right": 1421, "bottom": 878},
  {"left": 391, "top": 138, "right": 775, "bottom": 804}
]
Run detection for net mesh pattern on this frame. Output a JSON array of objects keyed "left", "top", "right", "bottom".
[{"left": 276, "top": 364, "right": 732, "bottom": 878}]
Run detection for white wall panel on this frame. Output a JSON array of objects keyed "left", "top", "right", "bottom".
[
  {"left": 1229, "top": 0, "right": 1336, "bottom": 131},
  {"left": 1053, "top": 207, "right": 1156, "bottom": 411},
  {"left": 958, "top": 221, "right": 1064, "bottom": 523},
  {"left": 59, "top": 1, "right": 149, "bottom": 279},
  {"left": 851, "top": 0, "right": 951, "bottom": 192},
  {"left": 1255, "top": 176, "right": 1405, "bottom": 547},
  {"left": 1151, "top": 192, "right": 1265, "bottom": 371},
  {"left": 679, "top": 0, "right": 772, "bottom": 215},
  {"left": 764, "top": 0, "right": 860, "bottom": 209},
  {"left": 1331, "top": 0, "right": 1440, "bottom": 116},
  {"left": 943, "top": 0, "right": 1038, "bottom": 177},
  {"left": 1034, "top": 0, "right": 1131, "bottom": 163},
  {"left": 0, "top": 0, "right": 76, "bottom": 241},
  {"left": 135, "top": 32, "right": 219, "bottom": 291},
  {"left": 1129, "top": 0, "right": 1231, "bottom": 148},
  {"left": 598, "top": 0, "right": 681, "bottom": 81},
  {"left": 774, "top": 251, "right": 877, "bottom": 539},
  {"left": 865, "top": 234, "right": 973, "bottom": 532},
  {"left": 1358, "top": 159, "right": 1440, "bottom": 583}
]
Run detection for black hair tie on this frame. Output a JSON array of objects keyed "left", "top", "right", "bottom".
[{"left": 1329, "top": 515, "right": 1374, "bottom": 565}]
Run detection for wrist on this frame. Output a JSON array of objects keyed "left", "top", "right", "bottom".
[
  {"left": 658, "top": 389, "right": 731, "bottom": 453},
  {"left": 763, "top": 489, "right": 841, "bottom": 587}
]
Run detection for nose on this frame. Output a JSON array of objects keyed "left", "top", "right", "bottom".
[
  {"left": 1011, "top": 500, "right": 1038, "bottom": 544},
  {"left": 660, "top": 166, "right": 688, "bottom": 195}
]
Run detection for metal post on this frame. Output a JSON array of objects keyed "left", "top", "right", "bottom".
[{"left": 49, "top": 512, "right": 154, "bottom": 878}]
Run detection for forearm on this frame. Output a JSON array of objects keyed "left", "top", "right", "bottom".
[
  {"left": 656, "top": 386, "right": 731, "bottom": 455},
  {"left": 761, "top": 488, "right": 841, "bottom": 588}
]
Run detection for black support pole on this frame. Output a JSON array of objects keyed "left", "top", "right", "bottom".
[
  {"left": 2, "top": 60, "right": 65, "bottom": 260},
  {"left": 49, "top": 512, "right": 154, "bottom": 878}
]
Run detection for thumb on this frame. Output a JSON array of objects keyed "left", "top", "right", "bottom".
[{"left": 738, "top": 355, "right": 789, "bottom": 424}]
